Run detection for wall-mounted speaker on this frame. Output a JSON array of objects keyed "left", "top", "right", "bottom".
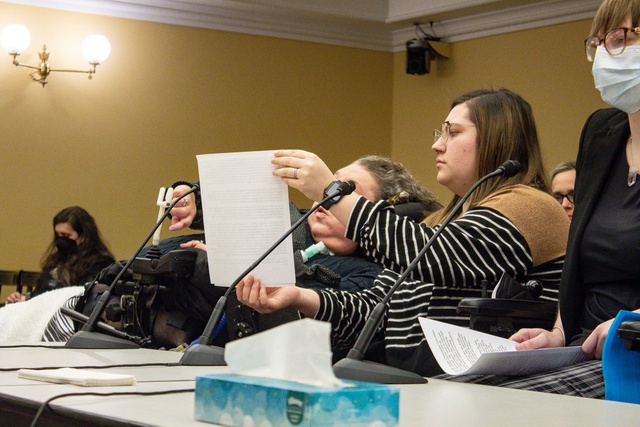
[{"left": 406, "top": 39, "right": 430, "bottom": 75}]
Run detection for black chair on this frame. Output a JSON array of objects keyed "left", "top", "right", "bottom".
[
  {"left": 16, "top": 270, "right": 41, "bottom": 295},
  {"left": 0, "top": 270, "right": 20, "bottom": 289},
  {"left": 0, "top": 270, "right": 21, "bottom": 306},
  {"left": 457, "top": 273, "right": 557, "bottom": 339}
]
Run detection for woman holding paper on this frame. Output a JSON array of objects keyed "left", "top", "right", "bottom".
[
  {"left": 237, "top": 87, "right": 569, "bottom": 376},
  {"left": 167, "top": 155, "right": 442, "bottom": 292}
]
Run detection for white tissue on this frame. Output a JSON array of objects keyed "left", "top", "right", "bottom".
[{"left": 224, "top": 318, "right": 347, "bottom": 388}]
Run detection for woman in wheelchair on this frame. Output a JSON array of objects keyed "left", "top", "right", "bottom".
[
  {"left": 168, "top": 154, "right": 442, "bottom": 293},
  {"left": 107, "top": 155, "right": 443, "bottom": 348}
]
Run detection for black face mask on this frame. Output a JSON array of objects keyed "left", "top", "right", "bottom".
[{"left": 55, "top": 236, "right": 78, "bottom": 255}]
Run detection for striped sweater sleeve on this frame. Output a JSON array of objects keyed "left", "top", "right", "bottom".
[
  {"left": 316, "top": 193, "right": 561, "bottom": 357},
  {"left": 315, "top": 270, "right": 395, "bottom": 351},
  {"left": 315, "top": 269, "right": 433, "bottom": 352},
  {"left": 345, "top": 196, "right": 532, "bottom": 288}
]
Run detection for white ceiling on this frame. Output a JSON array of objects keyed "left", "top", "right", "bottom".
[{"left": 2, "top": 0, "right": 601, "bottom": 51}]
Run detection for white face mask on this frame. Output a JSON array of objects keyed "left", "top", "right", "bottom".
[{"left": 592, "top": 45, "right": 640, "bottom": 113}]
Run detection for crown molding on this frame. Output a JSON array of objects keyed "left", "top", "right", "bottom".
[
  {"left": 1, "top": 0, "right": 600, "bottom": 52},
  {"left": 391, "top": 0, "right": 602, "bottom": 50}
]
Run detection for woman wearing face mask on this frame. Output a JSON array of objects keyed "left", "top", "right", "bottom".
[
  {"left": 440, "top": 0, "right": 640, "bottom": 398},
  {"left": 5, "top": 206, "right": 115, "bottom": 303}
]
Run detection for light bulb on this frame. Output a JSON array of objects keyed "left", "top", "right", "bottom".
[
  {"left": 0, "top": 24, "right": 31, "bottom": 54},
  {"left": 81, "top": 34, "right": 111, "bottom": 64}
]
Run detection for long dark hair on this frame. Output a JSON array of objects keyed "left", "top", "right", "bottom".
[
  {"left": 41, "top": 206, "right": 114, "bottom": 286},
  {"left": 428, "top": 88, "right": 548, "bottom": 224}
]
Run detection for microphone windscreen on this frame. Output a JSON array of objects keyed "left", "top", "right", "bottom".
[
  {"left": 525, "top": 280, "right": 544, "bottom": 299},
  {"left": 340, "top": 180, "right": 356, "bottom": 195},
  {"left": 499, "top": 160, "right": 521, "bottom": 177}
]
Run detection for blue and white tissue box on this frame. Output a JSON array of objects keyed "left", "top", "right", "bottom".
[{"left": 194, "top": 373, "right": 399, "bottom": 427}]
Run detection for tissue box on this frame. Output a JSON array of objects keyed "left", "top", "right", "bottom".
[{"left": 194, "top": 373, "right": 399, "bottom": 427}]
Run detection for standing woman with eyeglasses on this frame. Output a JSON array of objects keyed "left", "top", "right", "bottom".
[{"left": 237, "top": 88, "right": 570, "bottom": 376}]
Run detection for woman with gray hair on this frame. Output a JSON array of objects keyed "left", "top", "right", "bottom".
[{"left": 550, "top": 161, "right": 576, "bottom": 220}]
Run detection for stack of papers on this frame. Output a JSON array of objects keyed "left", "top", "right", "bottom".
[
  {"left": 419, "top": 317, "right": 588, "bottom": 376},
  {"left": 18, "top": 368, "right": 136, "bottom": 387}
]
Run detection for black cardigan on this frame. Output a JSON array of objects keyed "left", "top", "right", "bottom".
[{"left": 560, "top": 108, "right": 631, "bottom": 343}]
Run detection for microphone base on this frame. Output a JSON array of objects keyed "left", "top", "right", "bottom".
[
  {"left": 178, "top": 343, "right": 226, "bottom": 366},
  {"left": 333, "top": 358, "right": 427, "bottom": 384},
  {"left": 65, "top": 330, "right": 140, "bottom": 349}
]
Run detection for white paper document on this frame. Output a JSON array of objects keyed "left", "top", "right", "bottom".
[
  {"left": 18, "top": 368, "right": 136, "bottom": 387},
  {"left": 196, "top": 150, "right": 295, "bottom": 287},
  {"left": 419, "top": 317, "right": 589, "bottom": 376}
]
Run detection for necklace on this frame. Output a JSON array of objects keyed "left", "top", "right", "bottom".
[{"left": 628, "top": 136, "right": 638, "bottom": 187}]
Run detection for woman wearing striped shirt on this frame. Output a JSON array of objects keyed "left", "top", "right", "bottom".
[{"left": 237, "top": 88, "right": 569, "bottom": 376}]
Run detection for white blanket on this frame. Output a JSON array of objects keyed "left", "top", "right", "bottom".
[{"left": 0, "top": 286, "right": 84, "bottom": 342}]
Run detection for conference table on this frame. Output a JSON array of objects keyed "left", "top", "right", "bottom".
[{"left": 0, "top": 344, "right": 639, "bottom": 426}]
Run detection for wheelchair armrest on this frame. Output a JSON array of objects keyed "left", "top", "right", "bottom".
[
  {"left": 617, "top": 320, "right": 640, "bottom": 352},
  {"left": 457, "top": 298, "right": 557, "bottom": 319},
  {"left": 457, "top": 298, "right": 557, "bottom": 338}
]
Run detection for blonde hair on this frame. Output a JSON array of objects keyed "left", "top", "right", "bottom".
[{"left": 589, "top": 0, "right": 640, "bottom": 37}]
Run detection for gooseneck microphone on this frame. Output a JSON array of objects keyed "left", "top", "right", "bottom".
[
  {"left": 65, "top": 184, "right": 200, "bottom": 349},
  {"left": 332, "top": 160, "right": 522, "bottom": 384},
  {"left": 497, "top": 160, "right": 521, "bottom": 177},
  {"left": 179, "top": 180, "right": 356, "bottom": 366}
]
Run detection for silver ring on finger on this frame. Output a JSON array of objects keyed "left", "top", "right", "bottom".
[{"left": 293, "top": 168, "right": 298, "bottom": 179}]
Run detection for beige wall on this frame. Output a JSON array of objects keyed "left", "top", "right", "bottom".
[
  {"left": 0, "top": 2, "right": 608, "bottom": 278},
  {"left": 0, "top": 2, "right": 393, "bottom": 274},
  {"left": 391, "top": 19, "right": 609, "bottom": 203}
]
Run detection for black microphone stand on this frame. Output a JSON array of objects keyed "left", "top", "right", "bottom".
[
  {"left": 65, "top": 185, "right": 199, "bottom": 349},
  {"left": 179, "top": 181, "right": 356, "bottom": 366},
  {"left": 332, "top": 161, "right": 521, "bottom": 384}
]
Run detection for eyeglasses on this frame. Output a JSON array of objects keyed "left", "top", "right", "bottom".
[
  {"left": 585, "top": 27, "right": 640, "bottom": 62},
  {"left": 433, "top": 121, "right": 476, "bottom": 144},
  {"left": 553, "top": 191, "right": 574, "bottom": 204}
]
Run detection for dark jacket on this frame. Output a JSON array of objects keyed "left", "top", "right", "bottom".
[
  {"left": 31, "top": 254, "right": 115, "bottom": 299},
  {"left": 560, "top": 108, "right": 630, "bottom": 343}
]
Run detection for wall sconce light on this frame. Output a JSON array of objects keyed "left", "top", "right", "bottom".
[
  {"left": 0, "top": 24, "right": 111, "bottom": 87},
  {"left": 406, "top": 23, "right": 450, "bottom": 76}
]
